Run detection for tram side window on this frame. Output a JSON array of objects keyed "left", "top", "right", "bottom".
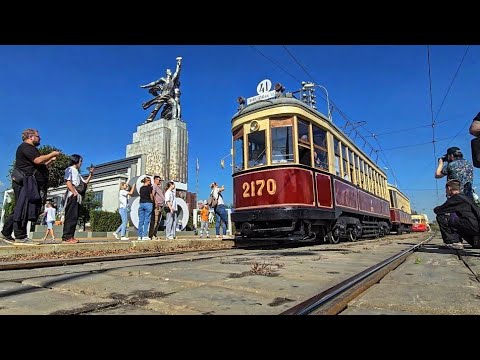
[
  {"left": 359, "top": 159, "right": 365, "bottom": 188},
  {"left": 350, "top": 151, "right": 356, "bottom": 184},
  {"left": 298, "top": 120, "right": 311, "bottom": 166},
  {"left": 271, "top": 126, "right": 294, "bottom": 163},
  {"left": 233, "top": 127, "right": 244, "bottom": 172},
  {"left": 389, "top": 189, "right": 398, "bottom": 208},
  {"left": 248, "top": 130, "right": 266, "bottom": 168},
  {"left": 312, "top": 125, "right": 328, "bottom": 170},
  {"left": 356, "top": 155, "right": 361, "bottom": 187},
  {"left": 342, "top": 144, "right": 349, "bottom": 181},
  {"left": 334, "top": 138, "right": 341, "bottom": 176}
]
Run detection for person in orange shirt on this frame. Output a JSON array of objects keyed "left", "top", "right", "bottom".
[{"left": 200, "top": 202, "right": 210, "bottom": 238}]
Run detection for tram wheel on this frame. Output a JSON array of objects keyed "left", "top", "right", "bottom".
[
  {"left": 325, "top": 232, "right": 340, "bottom": 244},
  {"left": 348, "top": 229, "right": 357, "bottom": 242}
]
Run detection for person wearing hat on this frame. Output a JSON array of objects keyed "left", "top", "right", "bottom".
[{"left": 435, "top": 146, "right": 474, "bottom": 200}]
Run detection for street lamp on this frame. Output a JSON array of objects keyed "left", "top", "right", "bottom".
[{"left": 301, "top": 82, "right": 332, "bottom": 122}]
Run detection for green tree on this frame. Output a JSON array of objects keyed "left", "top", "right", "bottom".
[
  {"left": 78, "top": 188, "right": 102, "bottom": 231},
  {"left": 38, "top": 145, "right": 70, "bottom": 189}
]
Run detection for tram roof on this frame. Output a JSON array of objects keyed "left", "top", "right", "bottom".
[
  {"left": 231, "top": 96, "right": 387, "bottom": 177},
  {"left": 232, "top": 96, "right": 329, "bottom": 122},
  {"left": 387, "top": 183, "right": 410, "bottom": 200}
]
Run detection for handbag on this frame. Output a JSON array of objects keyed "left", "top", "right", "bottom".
[
  {"left": 75, "top": 181, "right": 88, "bottom": 196},
  {"left": 12, "top": 167, "right": 26, "bottom": 185}
]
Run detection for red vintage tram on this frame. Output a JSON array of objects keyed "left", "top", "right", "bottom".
[
  {"left": 230, "top": 80, "right": 410, "bottom": 243},
  {"left": 411, "top": 214, "right": 430, "bottom": 232},
  {"left": 387, "top": 184, "right": 413, "bottom": 234}
]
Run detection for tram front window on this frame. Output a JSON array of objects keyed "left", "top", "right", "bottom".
[
  {"left": 271, "top": 127, "right": 293, "bottom": 163},
  {"left": 248, "top": 130, "right": 266, "bottom": 168}
]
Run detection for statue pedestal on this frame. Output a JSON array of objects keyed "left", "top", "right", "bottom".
[{"left": 126, "top": 118, "right": 188, "bottom": 189}]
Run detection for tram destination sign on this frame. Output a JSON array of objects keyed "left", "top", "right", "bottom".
[{"left": 246, "top": 90, "right": 276, "bottom": 105}]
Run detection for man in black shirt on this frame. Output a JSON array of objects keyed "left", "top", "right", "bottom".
[
  {"left": 0, "top": 128, "right": 60, "bottom": 244},
  {"left": 434, "top": 179, "right": 480, "bottom": 250}
]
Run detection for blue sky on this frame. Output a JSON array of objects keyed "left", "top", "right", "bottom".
[{"left": 0, "top": 45, "right": 478, "bottom": 222}]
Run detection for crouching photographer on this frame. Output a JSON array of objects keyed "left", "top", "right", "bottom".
[{"left": 434, "top": 180, "right": 480, "bottom": 249}]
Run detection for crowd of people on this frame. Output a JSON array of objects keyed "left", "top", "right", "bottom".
[
  {"left": 6, "top": 110, "right": 480, "bottom": 249},
  {"left": 0, "top": 128, "right": 231, "bottom": 245}
]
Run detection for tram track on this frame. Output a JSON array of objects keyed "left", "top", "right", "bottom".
[
  {"left": 1, "top": 232, "right": 454, "bottom": 315},
  {"left": 0, "top": 240, "right": 321, "bottom": 272},
  {"left": 280, "top": 232, "right": 437, "bottom": 315}
]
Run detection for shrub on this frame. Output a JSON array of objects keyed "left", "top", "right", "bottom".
[{"left": 90, "top": 210, "right": 121, "bottom": 232}]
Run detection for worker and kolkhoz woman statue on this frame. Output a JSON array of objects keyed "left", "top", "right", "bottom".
[{"left": 140, "top": 56, "right": 182, "bottom": 123}]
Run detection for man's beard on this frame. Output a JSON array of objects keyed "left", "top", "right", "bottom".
[{"left": 33, "top": 140, "right": 40, "bottom": 146}]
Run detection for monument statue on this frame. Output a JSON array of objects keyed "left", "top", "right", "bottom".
[{"left": 141, "top": 56, "right": 182, "bottom": 123}]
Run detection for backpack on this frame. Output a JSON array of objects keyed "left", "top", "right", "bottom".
[{"left": 207, "top": 191, "right": 218, "bottom": 207}]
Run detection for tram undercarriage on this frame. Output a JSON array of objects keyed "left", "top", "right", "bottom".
[{"left": 232, "top": 208, "right": 391, "bottom": 244}]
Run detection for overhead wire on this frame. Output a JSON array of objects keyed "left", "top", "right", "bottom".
[
  {"left": 364, "top": 120, "right": 448, "bottom": 137},
  {"left": 249, "top": 45, "right": 302, "bottom": 84},
  {"left": 280, "top": 46, "right": 400, "bottom": 183},
  {"left": 252, "top": 45, "right": 470, "bottom": 193},
  {"left": 427, "top": 45, "right": 440, "bottom": 201}
]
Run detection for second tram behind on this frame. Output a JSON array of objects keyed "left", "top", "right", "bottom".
[{"left": 230, "top": 81, "right": 412, "bottom": 243}]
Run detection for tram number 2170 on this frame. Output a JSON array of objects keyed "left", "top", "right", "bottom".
[{"left": 242, "top": 179, "right": 277, "bottom": 198}]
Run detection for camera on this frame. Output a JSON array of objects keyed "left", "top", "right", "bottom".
[{"left": 440, "top": 155, "right": 448, "bottom": 162}]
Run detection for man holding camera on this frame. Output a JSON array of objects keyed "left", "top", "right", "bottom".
[{"left": 435, "top": 146, "right": 474, "bottom": 200}]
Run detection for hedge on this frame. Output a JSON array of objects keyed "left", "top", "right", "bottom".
[{"left": 90, "top": 210, "right": 121, "bottom": 232}]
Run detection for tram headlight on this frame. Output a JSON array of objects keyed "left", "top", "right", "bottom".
[{"left": 250, "top": 121, "right": 260, "bottom": 132}]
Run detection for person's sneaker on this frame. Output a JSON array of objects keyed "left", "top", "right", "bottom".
[
  {"left": 443, "top": 242, "right": 464, "bottom": 250},
  {"left": 62, "top": 238, "right": 79, "bottom": 244},
  {"left": 137, "top": 237, "right": 142, "bottom": 241},
  {"left": 216, "top": 235, "right": 219, "bottom": 239},
  {"left": 0, "top": 232, "right": 14, "bottom": 240},
  {"left": 141, "top": 236, "right": 151, "bottom": 241},
  {"left": 167, "top": 236, "right": 174, "bottom": 240},
  {"left": 14, "top": 238, "right": 37, "bottom": 245},
  {"left": 121, "top": 236, "right": 129, "bottom": 240},
  {"left": 113, "top": 232, "right": 119, "bottom": 240},
  {"left": 0, "top": 233, "right": 15, "bottom": 244}
]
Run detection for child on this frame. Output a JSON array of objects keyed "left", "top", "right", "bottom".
[
  {"left": 42, "top": 202, "right": 57, "bottom": 241},
  {"left": 200, "top": 203, "right": 210, "bottom": 238}
]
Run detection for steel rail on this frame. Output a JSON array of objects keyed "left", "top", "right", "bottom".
[
  {"left": 280, "top": 232, "right": 436, "bottom": 315},
  {"left": 0, "top": 240, "right": 305, "bottom": 271}
]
